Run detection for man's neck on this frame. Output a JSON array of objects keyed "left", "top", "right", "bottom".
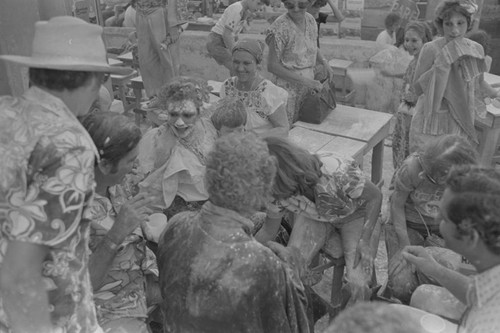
[{"left": 469, "top": 251, "right": 500, "bottom": 274}]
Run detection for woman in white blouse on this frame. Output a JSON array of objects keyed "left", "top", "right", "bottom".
[{"left": 220, "top": 39, "right": 289, "bottom": 137}]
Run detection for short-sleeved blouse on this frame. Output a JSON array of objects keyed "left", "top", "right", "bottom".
[
  {"left": 265, "top": 12, "right": 318, "bottom": 73},
  {"left": 220, "top": 77, "right": 289, "bottom": 134},
  {"left": 392, "top": 153, "right": 444, "bottom": 226}
]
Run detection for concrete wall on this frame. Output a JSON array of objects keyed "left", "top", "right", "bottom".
[{"left": 178, "top": 30, "right": 401, "bottom": 113}]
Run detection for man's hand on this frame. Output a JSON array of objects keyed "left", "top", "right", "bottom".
[
  {"left": 401, "top": 245, "right": 441, "bottom": 277},
  {"left": 110, "top": 192, "right": 154, "bottom": 244},
  {"left": 388, "top": 249, "right": 413, "bottom": 278}
]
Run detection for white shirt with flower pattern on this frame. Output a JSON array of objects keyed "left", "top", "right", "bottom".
[{"left": 0, "top": 87, "right": 100, "bottom": 333}]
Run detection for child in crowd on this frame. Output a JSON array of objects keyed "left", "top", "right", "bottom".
[
  {"left": 206, "top": 0, "right": 269, "bottom": 75},
  {"left": 382, "top": 21, "right": 433, "bottom": 169},
  {"left": 409, "top": 0, "right": 489, "bottom": 152},
  {"left": 211, "top": 97, "right": 248, "bottom": 136},
  {"left": 376, "top": 12, "right": 401, "bottom": 45}
]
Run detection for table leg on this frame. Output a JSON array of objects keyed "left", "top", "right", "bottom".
[
  {"left": 477, "top": 127, "right": 500, "bottom": 166},
  {"left": 371, "top": 139, "right": 384, "bottom": 186}
]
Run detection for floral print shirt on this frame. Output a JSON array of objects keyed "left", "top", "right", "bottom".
[
  {"left": 268, "top": 153, "right": 366, "bottom": 225},
  {"left": 85, "top": 193, "right": 158, "bottom": 326},
  {"left": 0, "top": 87, "right": 100, "bottom": 332},
  {"left": 265, "top": 13, "right": 318, "bottom": 73}
]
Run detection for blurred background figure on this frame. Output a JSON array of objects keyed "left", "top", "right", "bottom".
[
  {"left": 376, "top": 12, "right": 401, "bottom": 45},
  {"left": 306, "top": 0, "right": 344, "bottom": 47}
]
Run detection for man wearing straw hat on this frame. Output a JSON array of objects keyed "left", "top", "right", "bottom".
[{"left": 0, "top": 16, "right": 131, "bottom": 333}]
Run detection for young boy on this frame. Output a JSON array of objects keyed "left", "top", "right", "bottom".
[
  {"left": 211, "top": 97, "right": 247, "bottom": 136},
  {"left": 376, "top": 12, "right": 401, "bottom": 45},
  {"left": 206, "top": 0, "right": 269, "bottom": 75}
]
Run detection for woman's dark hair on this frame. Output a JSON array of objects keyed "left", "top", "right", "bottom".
[
  {"left": 211, "top": 97, "right": 247, "bottom": 130},
  {"left": 395, "top": 26, "right": 405, "bottom": 48},
  {"left": 434, "top": 1, "right": 473, "bottom": 34},
  {"left": 426, "top": 20, "right": 439, "bottom": 38},
  {"left": 405, "top": 21, "right": 433, "bottom": 44},
  {"left": 81, "top": 112, "right": 142, "bottom": 173},
  {"left": 384, "top": 12, "right": 401, "bottom": 29},
  {"left": 419, "top": 134, "right": 477, "bottom": 181},
  {"left": 467, "top": 29, "right": 491, "bottom": 55},
  {"left": 446, "top": 165, "right": 500, "bottom": 196},
  {"left": 29, "top": 68, "right": 101, "bottom": 91},
  {"left": 311, "top": 0, "right": 327, "bottom": 8},
  {"left": 263, "top": 136, "right": 322, "bottom": 199},
  {"left": 157, "top": 76, "right": 211, "bottom": 112},
  {"left": 447, "top": 193, "right": 500, "bottom": 255}
]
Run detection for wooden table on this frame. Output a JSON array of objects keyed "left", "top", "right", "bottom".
[
  {"left": 475, "top": 103, "right": 500, "bottom": 166},
  {"left": 293, "top": 104, "right": 394, "bottom": 185},
  {"left": 484, "top": 72, "right": 500, "bottom": 88},
  {"left": 289, "top": 127, "right": 365, "bottom": 164}
]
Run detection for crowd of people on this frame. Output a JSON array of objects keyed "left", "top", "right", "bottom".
[{"left": 1, "top": 0, "right": 500, "bottom": 332}]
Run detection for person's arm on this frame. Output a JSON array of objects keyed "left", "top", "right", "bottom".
[
  {"left": 222, "top": 26, "right": 235, "bottom": 51},
  {"left": 255, "top": 203, "right": 284, "bottom": 244},
  {"left": 89, "top": 193, "right": 154, "bottom": 289},
  {"left": 326, "top": 0, "right": 344, "bottom": 22},
  {"left": 358, "top": 180, "right": 383, "bottom": 245},
  {"left": 354, "top": 180, "right": 382, "bottom": 269},
  {"left": 261, "top": 103, "right": 289, "bottom": 137},
  {"left": 0, "top": 241, "right": 54, "bottom": 333},
  {"left": 0, "top": 132, "right": 96, "bottom": 332},
  {"left": 316, "top": 51, "right": 335, "bottom": 82},
  {"left": 390, "top": 187, "right": 412, "bottom": 249},
  {"left": 402, "top": 245, "right": 471, "bottom": 304},
  {"left": 267, "top": 35, "right": 323, "bottom": 92},
  {"left": 478, "top": 74, "right": 500, "bottom": 99}
]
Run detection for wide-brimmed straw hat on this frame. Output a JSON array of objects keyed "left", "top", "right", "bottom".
[{"left": 0, "top": 16, "right": 131, "bottom": 75}]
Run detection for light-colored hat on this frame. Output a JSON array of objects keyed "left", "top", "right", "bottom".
[{"left": 0, "top": 16, "right": 131, "bottom": 75}]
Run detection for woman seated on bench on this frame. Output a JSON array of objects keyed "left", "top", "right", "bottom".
[{"left": 256, "top": 136, "right": 382, "bottom": 308}]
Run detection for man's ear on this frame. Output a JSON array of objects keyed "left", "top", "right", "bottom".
[
  {"left": 460, "top": 227, "right": 481, "bottom": 251},
  {"left": 97, "top": 158, "right": 113, "bottom": 175}
]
